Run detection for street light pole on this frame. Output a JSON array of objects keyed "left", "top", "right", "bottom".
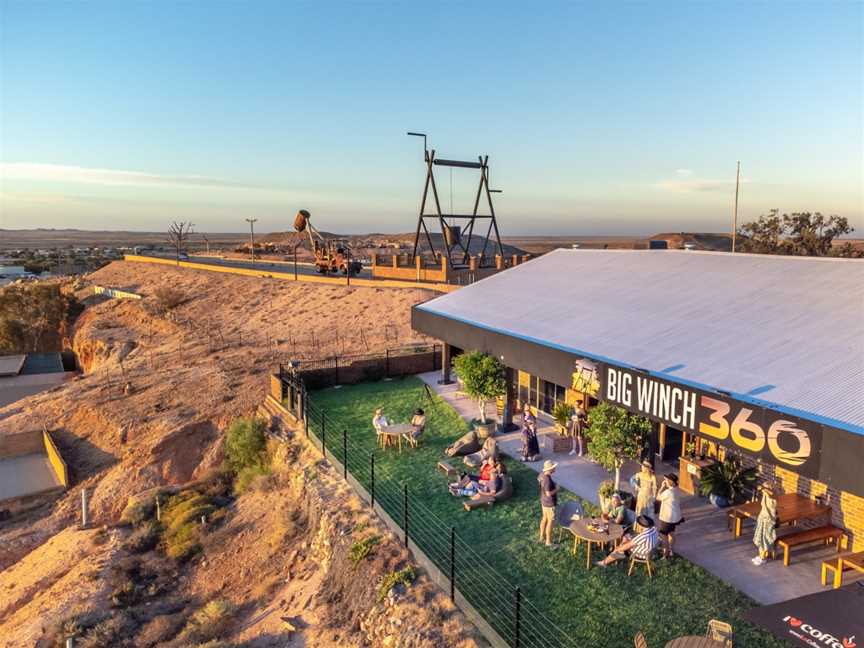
[{"left": 245, "top": 218, "right": 257, "bottom": 266}]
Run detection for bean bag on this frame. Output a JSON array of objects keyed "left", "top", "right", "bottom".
[
  {"left": 463, "top": 475, "right": 514, "bottom": 511},
  {"left": 445, "top": 430, "right": 481, "bottom": 457}
]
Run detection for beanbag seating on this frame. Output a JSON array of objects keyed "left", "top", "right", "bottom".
[
  {"left": 445, "top": 430, "right": 481, "bottom": 457},
  {"left": 463, "top": 475, "right": 514, "bottom": 511}
]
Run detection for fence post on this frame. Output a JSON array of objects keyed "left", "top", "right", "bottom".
[
  {"left": 403, "top": 483, "right": 409, "bottom": 548},
  {"left": 449, "top": 526, "right": 456, "bottom": 601},
  {"left": 342, "top": 429, "right": 347, "bottom": 479},
  {"left": 385, "top": 349, "right": 390, "bottom": 378},
  {"left": 513, "top": 586, "right": 521, "bottom": 648},
  {"left": 321, "top": 411, "right": 326, "bottom": 457},
  {"left": 370, "top": 453, "right": 375, "bottom": 507}
]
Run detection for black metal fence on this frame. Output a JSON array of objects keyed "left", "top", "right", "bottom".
[
  {"left": 280, "top": 344, "right": 440, "bottom": 390},
  {"left": 278, "top": 371, "right": 579, "bottom": 648}
]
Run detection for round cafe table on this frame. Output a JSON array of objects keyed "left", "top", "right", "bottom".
[
  {"left": 568, "top": 518, "right": 624, "bottom": 569},
  {"left": 665, "top": 637, "right": 725, "bottom": 648}
]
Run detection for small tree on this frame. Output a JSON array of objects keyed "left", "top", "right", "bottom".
[
  {"left": 452, "top": 351, "right": 506, "bottom": 424},
  {"left": 167, "top": 221, "right": 194, "bottom": 264},
  {"left": 586, "top": 402, "right": 651, "bottom": 491},
  {"left": 737, "top": 210, "right": 854, "bottom": 257}
]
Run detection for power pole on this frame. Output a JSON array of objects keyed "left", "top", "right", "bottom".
[
  {"left": 203, "top": 234, "right": 210, "bottom": 255},
  {"left": 731, "top": 161, "right": 740, "bottom": 253},
  {"left": 245, "top": 218, "right": 257, "bottom": 266}
]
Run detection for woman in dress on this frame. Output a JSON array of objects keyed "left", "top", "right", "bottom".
[
  {"left": 521, "top": 419, "right": 541, "bottom": 461},
  {"left": 752, "top": 483, "right": 779, "bottom": 566},
  {"left": 569, "top": 404, "right": 587, "bottom": 456},
  {"left": 632, "top": 459, "right": 658, "bottom": 518}
]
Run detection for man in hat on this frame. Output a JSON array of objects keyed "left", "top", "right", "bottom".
[
  {"left": 538, "top": 460, "right": 559, "bottom": 547},
  {"left": 656, "top": 472, "right": 684, "bottom": 558},
  {"left": 596, "top": 515, "right": 658, "bottom": 567}
]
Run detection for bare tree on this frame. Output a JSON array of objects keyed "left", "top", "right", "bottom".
[{"left": 167, "top": 221, "right": 195, "bottom": 264}]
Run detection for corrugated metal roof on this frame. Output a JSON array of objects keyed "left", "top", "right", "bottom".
[{"left": 417, "top": 249, "right": 864, "bottom": 434}]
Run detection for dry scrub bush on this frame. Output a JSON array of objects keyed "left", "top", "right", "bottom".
[
  {"left": 160, "top": 491, "right": 216, "bottom": 561},
  {"left": 152, "top": 286, "right": 186, "bottom": 313},
  {"left": 122, "top": 521, "right": 160, "bottom": 554},
  {"left": 173, "top": 598, "right": 236, "bottom": 645}
]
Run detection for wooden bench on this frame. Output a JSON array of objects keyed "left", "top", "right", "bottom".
[
  {"left": 776, "top": 525, "right": 847, "bottom": 566},
  {"left": 437, "top": 460, "right": 458, "bottom": 479}
]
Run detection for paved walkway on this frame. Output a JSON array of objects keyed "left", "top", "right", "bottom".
[{"left": 418, "top": 371, "right": 858, "bottom": 605}]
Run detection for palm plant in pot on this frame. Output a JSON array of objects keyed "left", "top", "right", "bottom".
[
  {"left": 551, "top": 402, "right": 574, "bottom": 453},
  {"left": 699, "top": 455, "right": 758, "bottom": 507},
  {"left": 452, "top": 351, "right": 506, "bottom": 439}
]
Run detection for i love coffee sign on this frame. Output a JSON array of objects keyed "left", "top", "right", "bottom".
[{"left": 745, "top": 585, "right": 863, "bottom": 648}]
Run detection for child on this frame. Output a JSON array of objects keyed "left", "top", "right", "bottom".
[{"left": 521, "top": 420, "right": 541, "bottom": 462}]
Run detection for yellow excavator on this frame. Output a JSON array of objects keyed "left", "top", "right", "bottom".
[{"left": 293, "top": 209, "right": 362, "bottom": 276}]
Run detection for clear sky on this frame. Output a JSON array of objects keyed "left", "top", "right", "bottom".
[{"left": 1, "top": 1, "right": 862, "bottom": 236}]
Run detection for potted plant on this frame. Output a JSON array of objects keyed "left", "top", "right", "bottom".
[
  {"left": 551, "top": 402, "right": 574, "bottom": 453},
  {"left": 452, "top": 351, "right": 506, "bottom": 439},
  {"left": 598, "top": 480, "right": 616, "bottom": 512},
  {"left": 586, "top": 402, "right": 652, "bottom": 491},
  {"left": 698, "top": 455, "right": 758, "bottom": 508}
]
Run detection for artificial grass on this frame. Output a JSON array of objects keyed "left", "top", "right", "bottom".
[{"left": 308, "top": 377, "right": 784, "bottom": 648}]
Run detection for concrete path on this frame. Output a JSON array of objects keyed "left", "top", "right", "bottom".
[{"left": 418, "top": 371, "right": 859, "bottom": 605}]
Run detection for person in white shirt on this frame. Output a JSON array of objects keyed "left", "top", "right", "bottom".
[
  {"left": 596, "top": 515, "right": 659, "bottom": 567},
  {"left": 656, "top": 473, "right": 684, "bottom": 558},
  {"left": 372, "top": 407, "right": 389, "bottom": 435}
]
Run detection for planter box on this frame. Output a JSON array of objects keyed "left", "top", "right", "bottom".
[
  {"left": 551, "top": 435, "right": 571, "bottom": 453},
  {"left": 474, "top": 422, "right": 496, "bottom": 440}
]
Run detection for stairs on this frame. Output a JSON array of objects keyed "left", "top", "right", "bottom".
[{"left": 256, "top": 395, "right": 294, "bottom": 440}]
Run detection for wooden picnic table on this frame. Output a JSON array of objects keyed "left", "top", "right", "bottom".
[
  {"left": 730, "top": 493, "right": 830, "bottom": 538},
  {"left": 830, "top": 551, "right": 864, "bottom": 588},
  {"left": 568, "top": 518, "right": 624, "bottom": 569},
  {"left": 665, "top": 636, "right": 725, "bottom": 648},
  {"left": 378, "top": 423, "right": 412, "bottom": 453}
]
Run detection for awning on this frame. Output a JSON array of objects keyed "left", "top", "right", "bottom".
[{"left": 743, "top": 583, "right": 863, "bottom": 647}]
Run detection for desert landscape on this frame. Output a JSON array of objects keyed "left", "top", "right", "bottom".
[{"left": 0, "top": 260, "right": 488, "bottom": 647}]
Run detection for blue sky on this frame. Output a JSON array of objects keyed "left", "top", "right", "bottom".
[{"left": 1, "top": 1, "right": 862, "bottom": 235}]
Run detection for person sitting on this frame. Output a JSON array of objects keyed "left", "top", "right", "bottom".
[
  {"left": 404, "top": 408, "right": 426, "bottom": 446},
  {"left": 596, "top": 515, "right": 659, "bottom": 567},
  {"left": 464, "top": 436, "right": 498, "bottom": 467},
  {"left": 521, "top": 420, "right": 541, "bottom": 462},
  {"left": 450, "top": 457, "right": 496, "bottom": 496},
  {"left": 372, "top": 407, "right": 389, "bottom": 446},
  {"left": 602, "top": 493, "right": 627, "bottom": 525}
]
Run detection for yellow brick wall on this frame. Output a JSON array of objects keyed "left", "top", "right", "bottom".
[{"left": 761, "top": 463, "right": 863, "bottom": 552}]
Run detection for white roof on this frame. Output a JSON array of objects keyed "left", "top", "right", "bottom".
[{"left": 418, "top": 249, "right": 864, "bottom": 434}]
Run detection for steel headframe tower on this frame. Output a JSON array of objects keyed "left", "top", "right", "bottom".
[{"left": 408, "top": 133, "right": 504, "bottom": 268}]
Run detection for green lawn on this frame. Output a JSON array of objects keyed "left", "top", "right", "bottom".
[{"left": 306, "top": 377, "right": 783, "bottom": 648}]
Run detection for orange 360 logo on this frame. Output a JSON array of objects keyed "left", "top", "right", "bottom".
[{"left": 699, "top": 397, "right": 812, "bottom": 467}]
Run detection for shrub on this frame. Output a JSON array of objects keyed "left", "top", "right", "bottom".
[
  {"left": 699, "top": 456, "right": 758, "bottom": 504},
  {"left": 586, "top": 402, "right": 651, "bottom": 490},
  {"left": 175, "top": 598, "right": 236, "bottom": 645},
  {"left": 552, "top": 401, "right": 574, "bottom": 431},
  {"left": 152, "top": 286, "right": 185, "bottom": 313},
  {"left": 122, "top": 521, "right": 160, "bottom": 554},
  {"left": 121, "top": 497, "right": 156, "bottom": 526},
  {"left": 377, "top": 566, "right": 416, "bottom": 602},
  {"left": 160, "top": 491, "right": 217, "bottom": 562},
  {"left": 348, "top": 534, "right": 380, "bottom": 565},
  {"left": 225, "top": 417, "right": 269, "bottom": 474},
  {"left": 233, "top": 463, "right": 272, "bottom": 495}
]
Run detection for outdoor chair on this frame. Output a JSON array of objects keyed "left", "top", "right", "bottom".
[
  {"left": 463, "top": 474, "right": 514, "bottom": 511},
  {"left": 628, "top": 548, "right": 655, "bottom": 578},
  {"left": 445, "top": 430, "right": 481, "bottom": 457},
  {"left": 634, "top": 630, "right": 648, "bottom": 648},
  {"left": 403, "top": 422, "right": 425, "bottom": 448},
  {"left": 707, "top": 619, "right": 734, "bottom": 647},
  {"left": 556, "top": 500, "right": 585, "bottom": 542},
  {"left": 463, "top": 437, "right": 498, "bottom": 468}
]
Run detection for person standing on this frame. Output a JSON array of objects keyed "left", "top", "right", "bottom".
[
  {"left": 538, "top": 460, "right": 559, "bottom": 547},
  {"left": 752, "top": 483, "right": 779, "bottom": 565},
  {"left": 632, "top": 460, "right": 658, "bottom": 518},
  {"left": 569, "top": 403, "right": 587, "bottom": 456},
  {"left": 656, "top": 473, "right": 684, "bottom": 558},
  {"left": 521, "top": 419, "right": 541, "bottom": 461}
]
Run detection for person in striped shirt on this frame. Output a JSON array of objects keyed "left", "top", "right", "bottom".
[{"left": 595, "top": 515, "right": 659, "bottom": 568}]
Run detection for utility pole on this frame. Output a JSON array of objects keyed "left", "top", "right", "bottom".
[
  {"left": 731, "top": 161, "right": 740, "bottom": 253},
  {"left": 203, "top": 234, "right": 210, "bottom": 255},
  {"left": 245, "top": 218, "right": 257, "bottom": 266}
]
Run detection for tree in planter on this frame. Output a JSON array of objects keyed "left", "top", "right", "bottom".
[
  {"left": 552, "top": 402, "right": 574, "bottom": 434},
  {"left": 699, "top": 455, "right": 757, "bottom": 507},
  {"left": 452, "top": 351, "right": 506, "bottom": 425},
  {"left": 586, "top": 402, "right": 651, "bottom": 491}
]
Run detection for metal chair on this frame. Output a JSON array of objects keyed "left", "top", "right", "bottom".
[
  {"left": 634, "top": 630, "right": 648, "bottom": 648},
  {"left": 556, "top": 500, "right": 585, "bottom": 543},
  {"left": 707, "top": 619, "right": 734, "bottom": 647}
]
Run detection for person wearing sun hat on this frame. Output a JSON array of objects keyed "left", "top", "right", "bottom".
[
  {"left": 656, "top": 472, "right": 684, "bottom": 558},
  {"left": 537, "top": 460, "right": 559, "bottom": 547},
  {"left": 632, "top": 459, "right": 658, "bottom": 518}
]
